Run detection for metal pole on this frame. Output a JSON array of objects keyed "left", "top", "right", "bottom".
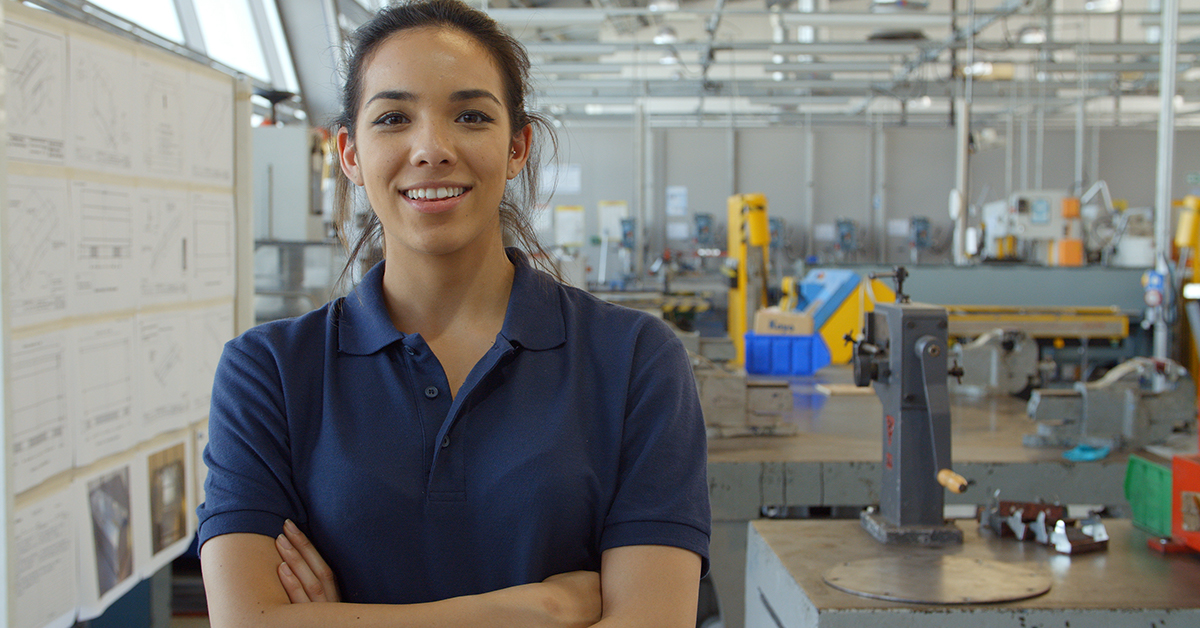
[
  {"left": 634, "top": 99, "right": 646, "bottom": 276},
  {"left": 1153, "top": 0, "right": 1180, "bottom": 360},
  {"left": 954, "top": 96, "right": 970, "bottom": 265},
  {"left": 874, "top": 120, "right": 887, "bottom": 263},
  {"left": 1075, "top": 98, "right": 1086, "bottom": 191},
  {"left": 805, "top": 115, "right": 815, "bottom": 258}
]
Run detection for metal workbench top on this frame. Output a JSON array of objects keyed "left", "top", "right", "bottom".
[{"left": 746, "top": 518, "right": 1200, "bottom": 627}]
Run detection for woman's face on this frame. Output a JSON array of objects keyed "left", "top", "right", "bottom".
[{"left": 338, "top": 27, "right": 530, "bottom": 260}]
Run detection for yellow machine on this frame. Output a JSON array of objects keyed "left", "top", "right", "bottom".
[{"left": 726, "top": 193, "right": 770, "bottom": 366}]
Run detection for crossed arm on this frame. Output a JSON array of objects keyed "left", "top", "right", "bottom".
[{"left": 200, "top": 522, "right": 701, "bottom": 628}]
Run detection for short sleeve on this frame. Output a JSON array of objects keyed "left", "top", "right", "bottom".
[
  {"left": 196, "top": 337, "right": 305, "bottom": 548},
  {"left": 600, "top": 323, "right": 711, "bottom": 576}
]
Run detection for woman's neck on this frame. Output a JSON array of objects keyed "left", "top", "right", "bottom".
[{"left": 379, "top": 237, "right": 515, "bottom": 340}]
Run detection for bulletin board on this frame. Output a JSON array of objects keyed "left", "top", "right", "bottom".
[{"left": 2, "top": 3, "right": 253, "bottom": 626}]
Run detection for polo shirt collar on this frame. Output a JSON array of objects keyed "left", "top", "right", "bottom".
[{"left": 337, "top": 249, "right": 565, "bottom": 356}]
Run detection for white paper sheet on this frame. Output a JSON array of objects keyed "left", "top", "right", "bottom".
[
  {"left": 5, "top": 19, "right": 68, "bottom": 164},
  {"left": 137, "top": 56, "right": 186, "bottom": 179},
  {"left": 71, "top": 180, "right": 137, "bottom": 316},
  {"left": 72, "top": 318, "right": 137, "bottom": 466},
  {"left": 137, "top": 311, "right": 192, "bottom": 438},
  {"left": 76, "top": 465, "right": 139, "bottom": 620},
  {"left": 9, "top": 330, "right": 72, "bottom": 494},
  {"left": 189, "top": 192, "right": 236, "bottom": 300},
  {"left": 137, "top": 440, "right": 194, "bottom": 577},
  {"left": 185, "top": 71, "right": 234, "bottom": 185},
  {"left": 189, "top": 304, "right": 234, "bottom": 419},
  {"left": 6, "top": 175, "right": 71, "bottom": 328},
  {"left": 68, "top": 35, "right": 139, "bottom": 173},
  {"left": 135, "top": 187, "right": 190, "bottom": 306},
  {"left": 13, "top": 491, "right": 77, "bottom": 628},
  {"left": 554, "top": 205, "right": 585, "bottom": 247}
]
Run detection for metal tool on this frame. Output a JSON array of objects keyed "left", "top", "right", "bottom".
[
  {"left": 849, "top": 267, "right": 970, "bottom": 545},
  {"left": 1025, "top": 357, "right": 1197, "bottom": 450}
]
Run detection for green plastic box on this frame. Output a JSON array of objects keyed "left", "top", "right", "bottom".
[{"left": 1124, "top": 454, "right": 1172, "bottom": 538}]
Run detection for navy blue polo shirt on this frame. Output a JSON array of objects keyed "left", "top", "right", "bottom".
[{"left": 197, "top": 250, "right": 710, "bottom": 604}]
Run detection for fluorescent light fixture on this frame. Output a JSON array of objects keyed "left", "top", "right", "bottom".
[
  {"left": 1083, "top": 0, "right": 1121, "bottom": 13},
  {"left": 660, "top": 50, "right": 681, "bottom": 65},
  {"left": 963, "top": 61, "right": 993, "bottom": 77},
  {"left": 909, "top": 95, "right": 933, "bottom": 109},
  {"left": 653, "top": 26, "right": 679, "bottom": 45},
  {"left": 1184, "top": 283, "right": 1200, "bottom": 300},
  {"left": 648, "top": 0, "right": 679, "bottom": 11},
  {"left": 1017, "top": 26, "right": 1046, "bottom": 45}
]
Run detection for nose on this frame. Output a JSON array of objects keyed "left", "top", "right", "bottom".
[{"left": 409, "top": 120, "right": 456, "bottom": 167}]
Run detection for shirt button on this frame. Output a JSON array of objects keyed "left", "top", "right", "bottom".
[
  {"left": 405, "top": 346, "right": 415, "bottom": 355},
  {"left": 424, "top": 386, "right": 439, "bottom": 399},
  {"left": 441, "top": 435, "right": 450, "bottom": 448}
]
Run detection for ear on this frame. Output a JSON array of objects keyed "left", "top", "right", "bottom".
[
  {"left": 337, "top": 127, "right": 365, "bottom": 186},
  {"left": 507, "top": 124, "right": 533, "bottom": 180}
]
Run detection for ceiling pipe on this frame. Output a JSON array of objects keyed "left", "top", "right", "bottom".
[{"left": 851, "top": 0, "right": 1035, "bottom": 116}]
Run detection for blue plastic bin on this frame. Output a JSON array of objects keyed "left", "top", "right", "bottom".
[{"left": 744, "top": 332, "right": 832, "bottom": 376}]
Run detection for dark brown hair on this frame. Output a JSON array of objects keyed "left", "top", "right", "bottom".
[{"left": 331, "top": 0, "right": 558, "bottom": 285}]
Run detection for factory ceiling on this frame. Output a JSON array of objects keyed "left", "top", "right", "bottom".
[{"left": 303, "top": 0, "right": 1200, "bottom": 130}]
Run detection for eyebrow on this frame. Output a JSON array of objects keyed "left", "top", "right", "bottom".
[{"left": 364, "top": 89, "right": 502, "bottom": 107}]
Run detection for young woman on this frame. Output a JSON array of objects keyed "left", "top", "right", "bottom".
[{"left": 196, "top": 1, "right": 710, "bottom": 627}]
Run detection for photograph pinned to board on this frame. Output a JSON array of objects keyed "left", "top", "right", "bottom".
[{"left": 77, "top": 463, "right": 139, "bottom": 620}]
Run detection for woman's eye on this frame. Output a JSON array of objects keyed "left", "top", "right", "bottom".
[
  {"left": 374, "top": 112, "right": 407, "bottom": 125},
  {"left": 458, "top": 111, "right": 494, "bottom": 124}
]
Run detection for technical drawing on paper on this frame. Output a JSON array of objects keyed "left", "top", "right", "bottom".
[
  {"left": 7, "top": 176, "right": 70, "bottom": 328},
  {"left": 73, "top": 182, "right": 137, "bottom": 315},
  {"left": 190, "top": 194, "right": 235, "bottom": 299},
  {"left": 139, "top": 313, "right": 191, "bottom": 435},
  {"left": 14, "top": 493, "right": 76, "bottom": 628},
  {"left": 140, "top": 60, "right": 185, "bottom": 177},
  {"left": 10, "top": 332, "right": 71, "bottom": 494},
  {"left": 191, "top": 304, "right": 234, "bottom": 413},
  {"left": 70, "top": 36, "right": 137, "bottom": 171},
  {"left": 75, "top": 321, "right": 136, "bottom": 465},
  {"left": 5, "top": 20, "right": 67, "bottom": 163},
  {"left": 187, "top": 72, "right": 234, "bottom": 184},
  {"left": 78, "top": 185, "right": 133, "bottom": 262},
  {"left": 138, "top": 189, "right": 189, "bottom": 304}
]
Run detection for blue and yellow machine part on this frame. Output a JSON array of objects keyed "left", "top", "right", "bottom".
[{"left": 789, "top": 269, "right": 895, "bottom": 364}]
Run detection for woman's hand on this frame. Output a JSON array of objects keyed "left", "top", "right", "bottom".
[{"left": 275, "top": 520, "right": 340, "bottom": 603}]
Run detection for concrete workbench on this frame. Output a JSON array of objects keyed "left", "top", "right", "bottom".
[
  {"left": 744, "top": 518, "right": 1200, "bottom": 627},
  {"left": 705, "top": 368, "right": 1138, "bottom": 628}
]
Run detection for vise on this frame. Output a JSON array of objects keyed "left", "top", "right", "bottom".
[
  {"left": 850, "top": 268, "right": 970, "bottom": 545},
  {"left": 1025, "top": 357, "right": 1197, "bottom": 450},
  {"left": 950, "top": 329, "right": 1039, "bottom": 397}
]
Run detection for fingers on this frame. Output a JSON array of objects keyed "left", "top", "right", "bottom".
[{"left": 275, "top": 520, "right": 340, "bottom": 603}]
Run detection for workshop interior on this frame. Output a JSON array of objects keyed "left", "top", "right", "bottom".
[{"left": 3, "top": 0, "right": 1200, "bottom": 627}]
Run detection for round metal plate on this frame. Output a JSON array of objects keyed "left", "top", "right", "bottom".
[{"left": 823, "top": 555, "right": 1052, "bottom": 605}]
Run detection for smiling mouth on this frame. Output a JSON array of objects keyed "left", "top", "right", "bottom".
[{"left": 404, "top": 186, "right": 467, "bottom": 200}]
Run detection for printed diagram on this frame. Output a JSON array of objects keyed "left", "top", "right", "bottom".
[
  {"left": 141, "top": 62, "right": 185, "bottom": 177},
  {"left": 190, "top": 194, "right": 235, "bottom": 299},
  {"left": 137, "top": 189, "right": 189, "bottom": 304},
  {"left": 10, "top": 333, "right": 71, "bottom": 494},
  {"left": 5, "top": 21, "right": 67, "bottom": 163},
  {"left": 14, "top": 493, "right": 76, "bottom": 628},
  {"left": 7, "top": 177, "right": 70, "bottom": 328},
  {"left": 190, "top": 305, "right": 234, "bottom": 413},
  {"left": 78, "top": 185, "right": 133, "bottom": 262},
  {"left": 73, "top": 182, "right": 136, "bottom": 315},
  {"left": 187, "top": 73, "right": 234, "bottom": 184},
  {"left": 139, "top": 313, "right": 191, "bottom": 435},
  {"left": 75, "top": 321, "right": 136, "bottom": 465},
  {"left": 71, "top": 37, "right": 137, "bottom": 171}
]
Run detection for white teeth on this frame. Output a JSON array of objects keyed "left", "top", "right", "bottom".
[{"left": 406, "top": 187, "right": 464, "bottom": 200}]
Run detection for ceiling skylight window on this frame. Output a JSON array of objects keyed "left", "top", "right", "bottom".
[
  {"left": 194, "top": 0, "right": 270, "bottom": 81},
  {"left": 89, "top": 0, "right": 184, "bottom": 42}
]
